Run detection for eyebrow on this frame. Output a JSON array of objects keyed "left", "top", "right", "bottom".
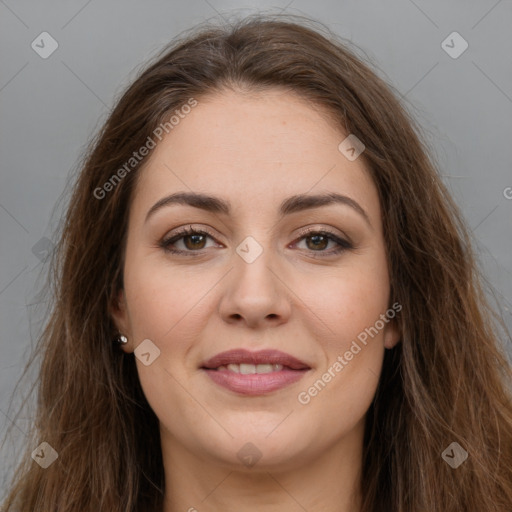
[{"left": 145, "top": 191, "right": 372, "bottom": 227}]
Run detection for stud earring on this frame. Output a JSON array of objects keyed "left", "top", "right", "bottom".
[{"left": 117, "top": 334, "right": 128, "bottom": 345}]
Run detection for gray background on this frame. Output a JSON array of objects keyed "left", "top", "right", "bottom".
[{"left": 1, "top": 0, "right": 511, "bottom": 496}]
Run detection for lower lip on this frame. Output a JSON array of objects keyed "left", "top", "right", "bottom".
[{"left": 202, "top": 368, "right": 309, "bottom": 395}]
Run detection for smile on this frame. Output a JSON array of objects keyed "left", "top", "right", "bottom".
[{"left": 200, "top": 349, "right": 311, "bottom": 395}]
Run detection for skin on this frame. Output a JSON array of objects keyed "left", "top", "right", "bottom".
[{"left": 111, "top": 87, "right": 400, "bottom": 512}]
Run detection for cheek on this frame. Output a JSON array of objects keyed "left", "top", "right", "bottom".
[
  {"left": 296, "top": 256, "right": 390, "bottom": 347},
  {"left": 296, "top": 275, "right": 387, "bottom": 429},
  {"left": 123, "top": 255, "right": 220, "bottom": 384},
  {"left": 123, "top": 250, "right": 204, "bottom": 338},
  {"left": 293, "top": 252, "right": 390, "bottom": 404},
  {"left": 124, "top": 264, "right": 209, "bottom": 426}
]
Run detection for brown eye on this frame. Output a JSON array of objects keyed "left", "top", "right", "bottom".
[
  {"left": 305, "top": 234, "right": 329, "bottom": 251},
  {"left": 182, "top": 233, "right": 207, "bottom": 250},
  {"left": 294, "top": 230, "right": 353, "bottom": 255},
  {"left": 160, "top": 227, "right": 218, "bottom": 254}
]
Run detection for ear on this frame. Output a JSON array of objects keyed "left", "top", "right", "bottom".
[
  {"left": 109, "top": 288, "right": 132, "bottom": 353},
  {"left": 383, "top": 317, "right": 401, "bottom": 350}
]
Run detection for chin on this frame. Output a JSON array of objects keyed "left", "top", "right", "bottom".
[{"left": 193, "top": 421, "right": 316, "bottom": 470}]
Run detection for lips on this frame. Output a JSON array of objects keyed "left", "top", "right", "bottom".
[
  {"left": 200, "top": 349, "right": 311, "bottom": 395},
  {"left": 201, "top": 349, "right": 310, "bottom": 371}
]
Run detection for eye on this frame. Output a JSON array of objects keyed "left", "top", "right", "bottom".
[
  {"left": 159, "top": 226, "right": 353, "bottom": 256},
  {"left": 159, "top": 225, "right": 220, "bottom": 255},
  {"left": 292, "top": 229, "right": 353, "bottom": 255}
]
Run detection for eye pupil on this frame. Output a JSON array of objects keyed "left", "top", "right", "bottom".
[
  {"left": 185, "top": 234, "right": 206, "bottom": 250},
  {"left": 307, "top": 235, "right": 328, "bottom": 250}
]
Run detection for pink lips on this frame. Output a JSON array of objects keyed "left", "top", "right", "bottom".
[{"left": 201, "top": 349, "right": 311, "bottom": 395}]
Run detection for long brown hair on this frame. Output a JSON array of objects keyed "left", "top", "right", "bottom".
[{"left": 3, "top": 13, "right": 512, "bottom": 512}]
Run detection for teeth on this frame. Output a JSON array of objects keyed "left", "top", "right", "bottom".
[
  {"left": 253, "top": 364, "right": 274, "bottom": 374},
  {"left": 218, "top": 363, "right": 284, "bottom": 374},
  {"left": 240, "top": 363, "right": 255, "bottom": 374}
]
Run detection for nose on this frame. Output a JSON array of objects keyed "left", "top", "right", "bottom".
[{"left": 218, "top": 243, "right": 292, "bottom": 329}]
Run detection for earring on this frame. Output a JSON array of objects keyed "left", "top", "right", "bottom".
[{"left": 117, "top": 334, "right": 128, "bottom": 345}]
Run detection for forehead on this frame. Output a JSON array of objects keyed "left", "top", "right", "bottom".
[{"left": 131, "top": 88, "right": 380, "bottom": 223}]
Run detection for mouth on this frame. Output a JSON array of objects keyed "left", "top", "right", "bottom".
[{"left": 200, "top": 349, "right": 311, "bottom": 395}]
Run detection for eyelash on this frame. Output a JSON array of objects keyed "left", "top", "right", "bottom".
[{"left": 159, "top": 225, "right": 353, "bottom": 257}]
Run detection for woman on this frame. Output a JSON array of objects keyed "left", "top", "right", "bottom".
[{"left": 3, "top": 13, "right": 512, "bottom": 512}]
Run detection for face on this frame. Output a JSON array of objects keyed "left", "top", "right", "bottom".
[{"left": 112, "top": 88, "right": 400, "bottom": 470}]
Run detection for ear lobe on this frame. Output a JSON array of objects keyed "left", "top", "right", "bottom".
[{"left": 383, "top": 318, "right": 401, "bottom": 349}]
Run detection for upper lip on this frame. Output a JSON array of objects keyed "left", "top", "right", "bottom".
[{"left": 201, "top": 349, "right": 310, "bottom": 370}]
